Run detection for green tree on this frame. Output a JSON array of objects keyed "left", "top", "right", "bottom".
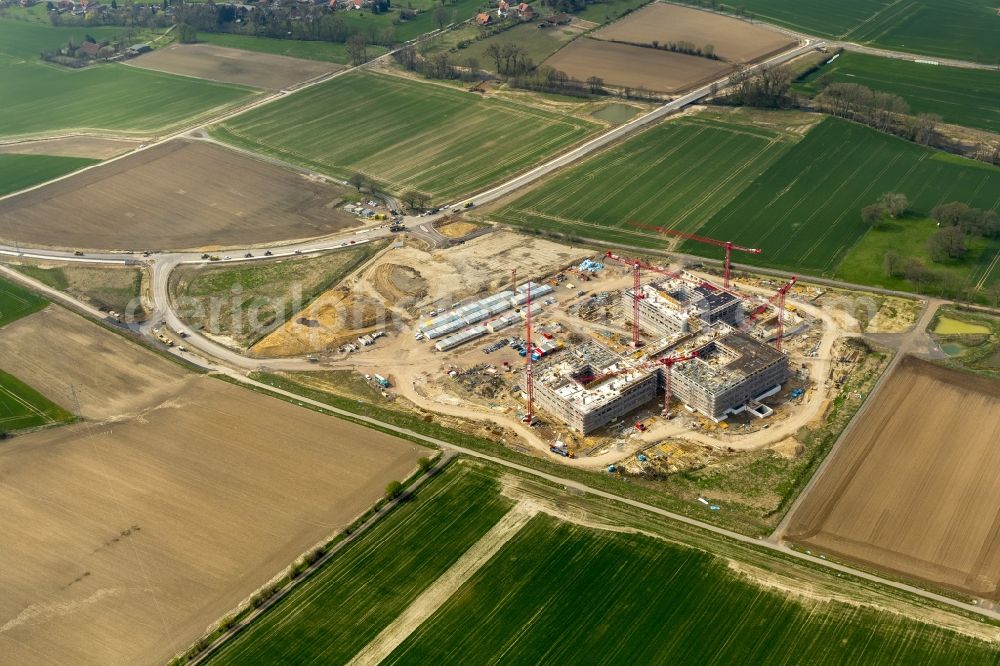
[{"left": 384, "top": 480, "right": 403, "bottom": 500}]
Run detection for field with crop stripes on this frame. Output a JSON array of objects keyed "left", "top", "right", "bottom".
[
  {"left": 206, "top": 461, "right": 513, "bottom": 664},
  {"left": 673, "top": 0, "right": 1000, "bottom": 63},
  {"left": 214, "top": 71, "right": 598, "bottom": 201},
  {"left": 0, "top": 153, "right": 98, "bottom": 197},
  {"left": 0, "top": 20, "right": 258, "bottom": 139},
  {"left": 693, "top": 117, "right": 1000, "bottom": 276},
  {"left": 795, "top": 52, "right": 1000, "bottom": 134},
  {"left": 382, "top": 513, "right": 1000, "bottom": 664},
  {"left": 0, "top": 276, "right": 47, "bottom": 327},
  {"left": 492, "top": 111, "right": 808, "bottom": 246},
  {"left": 0, "top": 369, "right": 73, "bottom": 432}
]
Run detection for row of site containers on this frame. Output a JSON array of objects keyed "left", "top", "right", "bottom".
[
  {"left": 510, "top": 284, "right": 554, "bottom": 306},
  {"left": 419, "top": 290, "right": 516, "bottom": 332},
  {"left": 487, "top": 313, "right": 520, "bottom": 333},
  {"left": 516, "top": 281, "right": 545, "bottom": 294},
  {"left": 435, "top": 325, "right": 488, "bottom": 351}
]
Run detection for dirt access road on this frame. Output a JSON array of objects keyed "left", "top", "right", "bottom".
[{"left": 0, "top": 307, "right": 426, "bottom": 664}]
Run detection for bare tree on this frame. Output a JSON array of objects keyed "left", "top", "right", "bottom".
[
  {"left": 432, "top": 5, "right": 449, "bottom": 30},
  {"left": 345, "top": 34, "right": 368, "bottom": 66},
  {"left": 879, "top": 192, "right": 909, "bottom": 218}
]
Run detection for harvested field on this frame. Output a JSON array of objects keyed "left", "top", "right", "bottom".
[
  {"left": 0, "top": 308, "right": 425, "bottom": 664},
  {"left": 786, "top": 356, "right": 1000, "bottom": 600},
  {"left": 0, "top": 139, "right": 359, "bottom": 251},
  {"left": 130, "top": 43, "right": 340, "bottom": 91},
  {"left": 0, "top": 306, "right": 192, "bottom": 420},
  {"left": 0, "top": 136, "right": 138, "bottom": 159},
  {"left": 593, "top": 3, "right": 795, "bottom": 64},
  {"left": 542, "top": 38, "right": 732, "bottom": 93}
]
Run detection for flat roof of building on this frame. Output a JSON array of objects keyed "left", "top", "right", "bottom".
[
  {"left": 536, "top": 340, "right": 655, "bottom": 413},
  {"left": 672, "top": 330, "right": 784, "bottom": 396}
]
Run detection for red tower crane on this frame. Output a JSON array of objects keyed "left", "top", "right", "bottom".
[
  {"left": 631, "top": 261, "right": 641, "bottom": 347},
  {"left": 740, "top": 276, "right": 797, "bottom": 351},
  {"left": 657, "top": 351, "right": 699, "bottom": 416},
  {"left": 630, "top": 223, "right": 762, "bottom": 290},
  {"left": 522, "top": 280, "right": 535, "bottom": 424}
]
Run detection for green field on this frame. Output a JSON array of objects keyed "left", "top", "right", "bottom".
[
  {"left": 206, "top": 462, "right": 513, "bottom": 664},
  {"left": 196, "top": 33, "right": 387, "bottom": 64},
  {"left": 206, "top": 458, "right": 1000, "bottom": 664},
  {"left": 695, "top": 117, "right": 1000, "bottom": 276},
  {"left": 493, "top": 111, "right": 811, "bottom": 245},
  {"left": 674, "top": 0, "right": 1000, "bottom": 63},
  {"left": 0, "top": 153, "right": 97, "bottom": 196},
  {"left": 0, "top": 276, "right": 47, "bottom": 327},
  {"left": 0, "top": 19, "right": 258, "bottom": 138},
  {"left": 796, "top": 51, "right": 1000, "bottom": 133},
  {"left": 497, "top": 112, "right": 1000, "bottom": 292},
  {"left": 215, "top": 70, "right": 598, "bottom": 200},
  {"left": 339, "top": 0, "right": 486, "bottom": 42},
  {"left": 383, "top": 514, "right": 999, "bottom": 664},
  {"left": 0, "top": 277, "right": 68, "bottom": 433},
  {"left": 0, "top": 368, "right": 73, "bottom": 433}
]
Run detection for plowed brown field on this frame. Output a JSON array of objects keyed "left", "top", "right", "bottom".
[
  {"left": 0, "top": 308, "right": 426, "bottom": 663},
  {"left": 786, "top": 356, "right": 1000, "bottom": 600},
  {"left": 543, "top": 38, "right": 732, "bottom": 93},
  {"left": 130, "top": 43, "right": 339, "bottom": 90},
  {"left": 0, "top": 139, "right": 358, "bottom": 251},
  {"left": 593, "top": 3, "right": 795, "bottom": 64}
]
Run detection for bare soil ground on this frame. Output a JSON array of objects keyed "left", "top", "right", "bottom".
[
  {"left": 543, "top": 38, "right": 732, "bottom": 93},
  {"left": 436, "top": 220, "right": 484, "bottom": 239},
  {"left": 252, "top": 231, "right": 585, "bottom": 357},
  {"left": 0, "top": 308, "right": 425, "bottom": 664},
  {"left": 0, "top": 306, "right": 186, "bottom": 420},
  {"left": 593, "top": 3, "right": 795, "bottom": 64},
  {"left": 0, "top": 136, "right": 139, "bottom": 159},
  {"left": 786, "top": 356, "right": 1000, "bottom": 600},
  {"left": 0, "top": 139, "right": 358, "bottom": 251},
  {"left": 130, "top": 43, "right": 340, "bottom": 91}
]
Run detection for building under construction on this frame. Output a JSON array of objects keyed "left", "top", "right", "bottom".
[
  {"left": 666, "top": 331, "right": 789, "bottom": 421},
  {"left": 623, "top": 278, "right": 742, "bottom": 339},
  {"left": 531, "top": 340, "right": 658, "bottom": 434}
]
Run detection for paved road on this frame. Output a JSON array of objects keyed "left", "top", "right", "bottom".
[{"left": 442, "top": 39, "right": 824, "bottom": 210}]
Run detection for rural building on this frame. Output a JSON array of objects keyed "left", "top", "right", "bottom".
[
  {"left": 532, "top": 341, "right": 658, "bottom": 434},
  {"left": 79, "top": 41, "right": 101, "bottom": 58},
  {"left": 517, "top": 2, "right": 534, "bottom": 19},
  {"left": 127, "top": 43, "right": 152, "bottom": 56},
  {"left": 476, "top": 12, "right": 492, "bottom": 25},
  {"left": 623, "top": 277, "right": 742, "bottom": 339},
  {"left": 666, "top": 331, "right": 789, "bottom": 421}
]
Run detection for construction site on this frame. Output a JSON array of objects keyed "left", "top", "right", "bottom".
[{"left": 292, "top": 222, "right": 862, "bottom": 473}]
